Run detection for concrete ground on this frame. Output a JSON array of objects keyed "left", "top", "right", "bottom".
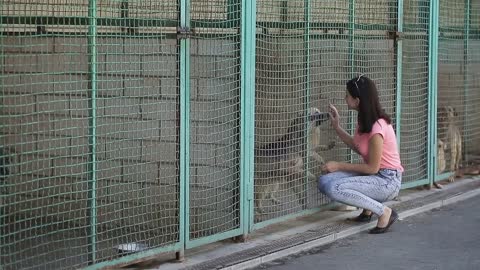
[{"left": 250, "top": 194, "right": 480, "bottom": 270}]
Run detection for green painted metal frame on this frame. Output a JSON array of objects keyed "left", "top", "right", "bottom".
[
  {"left": 83, "top": 244, "right": 182, "bottom": 270},
  {"left": 0, "top": 16, "right": 402, "bottom": 32},
  {"left": 462, "top": 0, "right": 471, "bottom": 163},
  {"left": 178, "top": 0, "right": 190, "bottom": 254},
  {"left": 251, "top": 208, "right": 318, "bottom": 231},
  {"left": 0, "top": 5, "right": 5, "bottom": 270},
  {"left": 251, "top": 0, "right": 335, "bottom": 230},
  {"left": 429, "top": 0, "right": 439, "bottom": 186},
  {"left": 181, "top": 0, "right": 193, "bottom": 250},
  {"left": 394, "top": 0, "right": 428, "bottom": 190},
  {"left": 348, "top": 0, "right": 356, "bottom": 164},
  {"left": 303, "top": 0, "right": 312, "bottom": 213},
  {"left": 435, "top": 171, "right": 455, "bottom": 182},
  {"left": 398, "top": 0, "right": 429, "bottom": 189},
  {"left": 395, "top": 0, "right": 403, "bottom": 147},
  {"left": 86, "top": 0, "right": 98, "bottom": 264},
  {"left": 433, "top": 0, "right": 471, "bottom": 183},
  {"left": 185, "top": 0, "right": 245, "bottom": 247},
  {"left": 85, "top": 0, "right": 184, "bottom": 268},
  {"left": 3, "top": 14, "right": 479, "bottom": 36},
  {"left": 243, "top": 0, "right": 257, "bottom": 233}
]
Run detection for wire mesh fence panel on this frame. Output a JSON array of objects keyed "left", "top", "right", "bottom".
[
  {"left": 254, "top": 0, "right": 397, "bottom": 224},
  {"left": 349, "top": 0, "right": 397, "bottom": 172},
  {"left": 1, "top": 1, "right": 181, "bottom": 269},
  {"left": 94, "top": 0, "right": 181, "bottom": 264},
  {"left": 1, "top": 2, "right": 91, "bottom": 269},
  {"left": 307, "top": 0, "right": 351, "bottom": 210},
  {"left": 354, "top": 0, "right": 397, "bottom": 125},
  {"left": 464, "top": 0, "right": 480, "bottom": 170},
  {"left": 465, "top": 0, "right": 480, "bottom": 167},
  {"left": 188, "top": 0, "right": 243, "bottom": 241},
  {"left": 437, "top": 0, "right": 467, "bottom": 182},
  {"left": 2, "top": 0, "right": 480, "bottom": 267},
  {"left": 399, "top": 0, "right": 430, "bottom": 184},
  {"left": 254, "top": 0, "right": 313, "bottom": 223}
]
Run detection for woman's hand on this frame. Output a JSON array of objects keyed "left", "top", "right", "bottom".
[
  {"left": 328, "top": 103, "right": 340, "bottom": 130},
  {"left": 322, "top": 161, "right": 341, "bottom": 173}
]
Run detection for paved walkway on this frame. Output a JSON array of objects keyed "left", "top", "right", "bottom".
[{"left": 250, "top": 194, "right": 480, "bottom": 270}]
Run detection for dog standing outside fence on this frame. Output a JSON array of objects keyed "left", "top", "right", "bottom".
[{"left": 318, "top": 75, "right": 404, "bottom": 234}]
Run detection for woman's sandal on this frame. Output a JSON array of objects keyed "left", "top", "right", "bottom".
[
  {"left": 369, "top": 209, "right": 398, "bottom": 234},
  {"left": 347, "top": 211, "right": 373, "bottom": 222}
]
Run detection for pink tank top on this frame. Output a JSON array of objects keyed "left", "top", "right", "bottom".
[{"left": 353, "top": 118, "right": 404, "bottom": 172}]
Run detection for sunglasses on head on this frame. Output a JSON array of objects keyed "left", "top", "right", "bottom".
[{"left": 353, "top": 74, "right": 364, "bottom": 97}]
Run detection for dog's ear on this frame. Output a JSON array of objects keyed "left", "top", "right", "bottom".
[
  {"left": 309, "top": 107, "right": 320, "bottom": 115},
  {"left": 445, "top": 106, "right": 451, "bottom": 112},
  {"left": 437, "top": 107, "right": 446, "bottom": 126},
  {"left": 438, "top": 106, "right": 446, "bottom": 116}
]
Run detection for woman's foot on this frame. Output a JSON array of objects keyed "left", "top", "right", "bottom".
[
  {"left": 369, "top": 207, "right": 398, "bottom": 234},
  {"left": 377, "top": 207, "right": 392, "bottom": 228},
  {"left": 347, "top": 209, "right": 373, "bottom": 222}
]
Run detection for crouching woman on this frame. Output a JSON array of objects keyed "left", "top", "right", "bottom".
[{"left": 319, "top": 75, "right": 403, "bottom": 234}]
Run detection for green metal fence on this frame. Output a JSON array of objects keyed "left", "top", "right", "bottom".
[
  {"left": 436, "top": 0, "right": 480, "bottom": 184},
  {"left": 398, "top": 0, "right": 430, "bottom": 188},
  {"left": 1, "top": 0, "right": 479, "bottom": 269}
]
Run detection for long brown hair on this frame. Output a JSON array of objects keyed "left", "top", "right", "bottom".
[{"left": 346, "top": 75, "right": 391, "bottom": 133}]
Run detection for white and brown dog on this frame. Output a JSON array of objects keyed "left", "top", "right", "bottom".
[
  {"left": 438, "top": 106, "right": 462, "bottom": 182},
  {"left": 254, "top": 108, "right": 335, "bottom": 214},
  {"left": 437, "top": 139, "right": 447, "bottom": 175}
]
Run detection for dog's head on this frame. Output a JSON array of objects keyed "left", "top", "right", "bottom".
[
  {"left": 438, "top": 106, "right": 457, "bottom": 124},
  {"left": 308, "top": 107, "right": 330, "bottom": 127},
  {"left": 283, "top": 108, "right": 330, "bottom": 141},
  {"left": 437, "top": 139, "right": 445, "bottom": 150}
]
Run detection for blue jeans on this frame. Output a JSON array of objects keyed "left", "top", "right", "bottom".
[{"left": 318, "top": 169, "right": 402, "bottom": 216}]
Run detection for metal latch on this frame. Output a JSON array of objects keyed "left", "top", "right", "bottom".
[
  {"left": 387, "top": 31, "right": 402, "bottom": 40},
  {"left": 177, "top": 27, "right": 193, "bottom": 40}
]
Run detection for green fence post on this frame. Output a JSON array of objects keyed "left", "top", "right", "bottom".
[
  {"left": 463, "top": 0, "right": 471, "bottom": 163},
  {"left": 428, "top": 0, "right": 439, "bottom": 187},
  {"left": 242, "top": 0, "right": 256, "bottom": 233},
  {"left": 0, "top": 10, "right": 4, "bottom": 270},
  {"left": 178, "top": 0, "right": 190, "bottom": 260},
  {"left": 396, "top": 0, "right": 403, "bottom": 146},
  {"left": 303, "top": 0, "right": 311, "bottom": 211},
  {"left": 348, "top": 0, "right": 356, "bottom": 162},
  {"left": 87, "top": 0, "right": 98, "bottom": 264}
]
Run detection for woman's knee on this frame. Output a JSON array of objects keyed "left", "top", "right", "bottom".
[{"left": 318, "top": 174, "right": 335, "bottom": 194}]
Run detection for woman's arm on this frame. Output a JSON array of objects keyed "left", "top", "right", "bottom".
[
  {"left": 328, "top": 104, "right": 357, "bottom": 152},
  {"left": 323, "top": 134, "right": 383, "bottom": 175},
  {"left": 334, "top": 125, "right": 356, "bottom": 151}
]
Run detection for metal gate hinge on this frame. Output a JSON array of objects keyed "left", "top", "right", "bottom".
[{"left": 177, "top": 27, "right": 193, "bottom": 40}]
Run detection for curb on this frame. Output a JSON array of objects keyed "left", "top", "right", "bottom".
[{"left": 218, "top": 186, "right": 480, "bottom": 270}]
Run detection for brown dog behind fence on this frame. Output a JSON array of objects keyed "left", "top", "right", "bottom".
[{"left": 254, "top": 108, "right": 335, "bottom": 215}]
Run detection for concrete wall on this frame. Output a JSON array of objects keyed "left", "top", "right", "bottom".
[{"left": 1, "top": 35, "right": 178, "bottom": 238}]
